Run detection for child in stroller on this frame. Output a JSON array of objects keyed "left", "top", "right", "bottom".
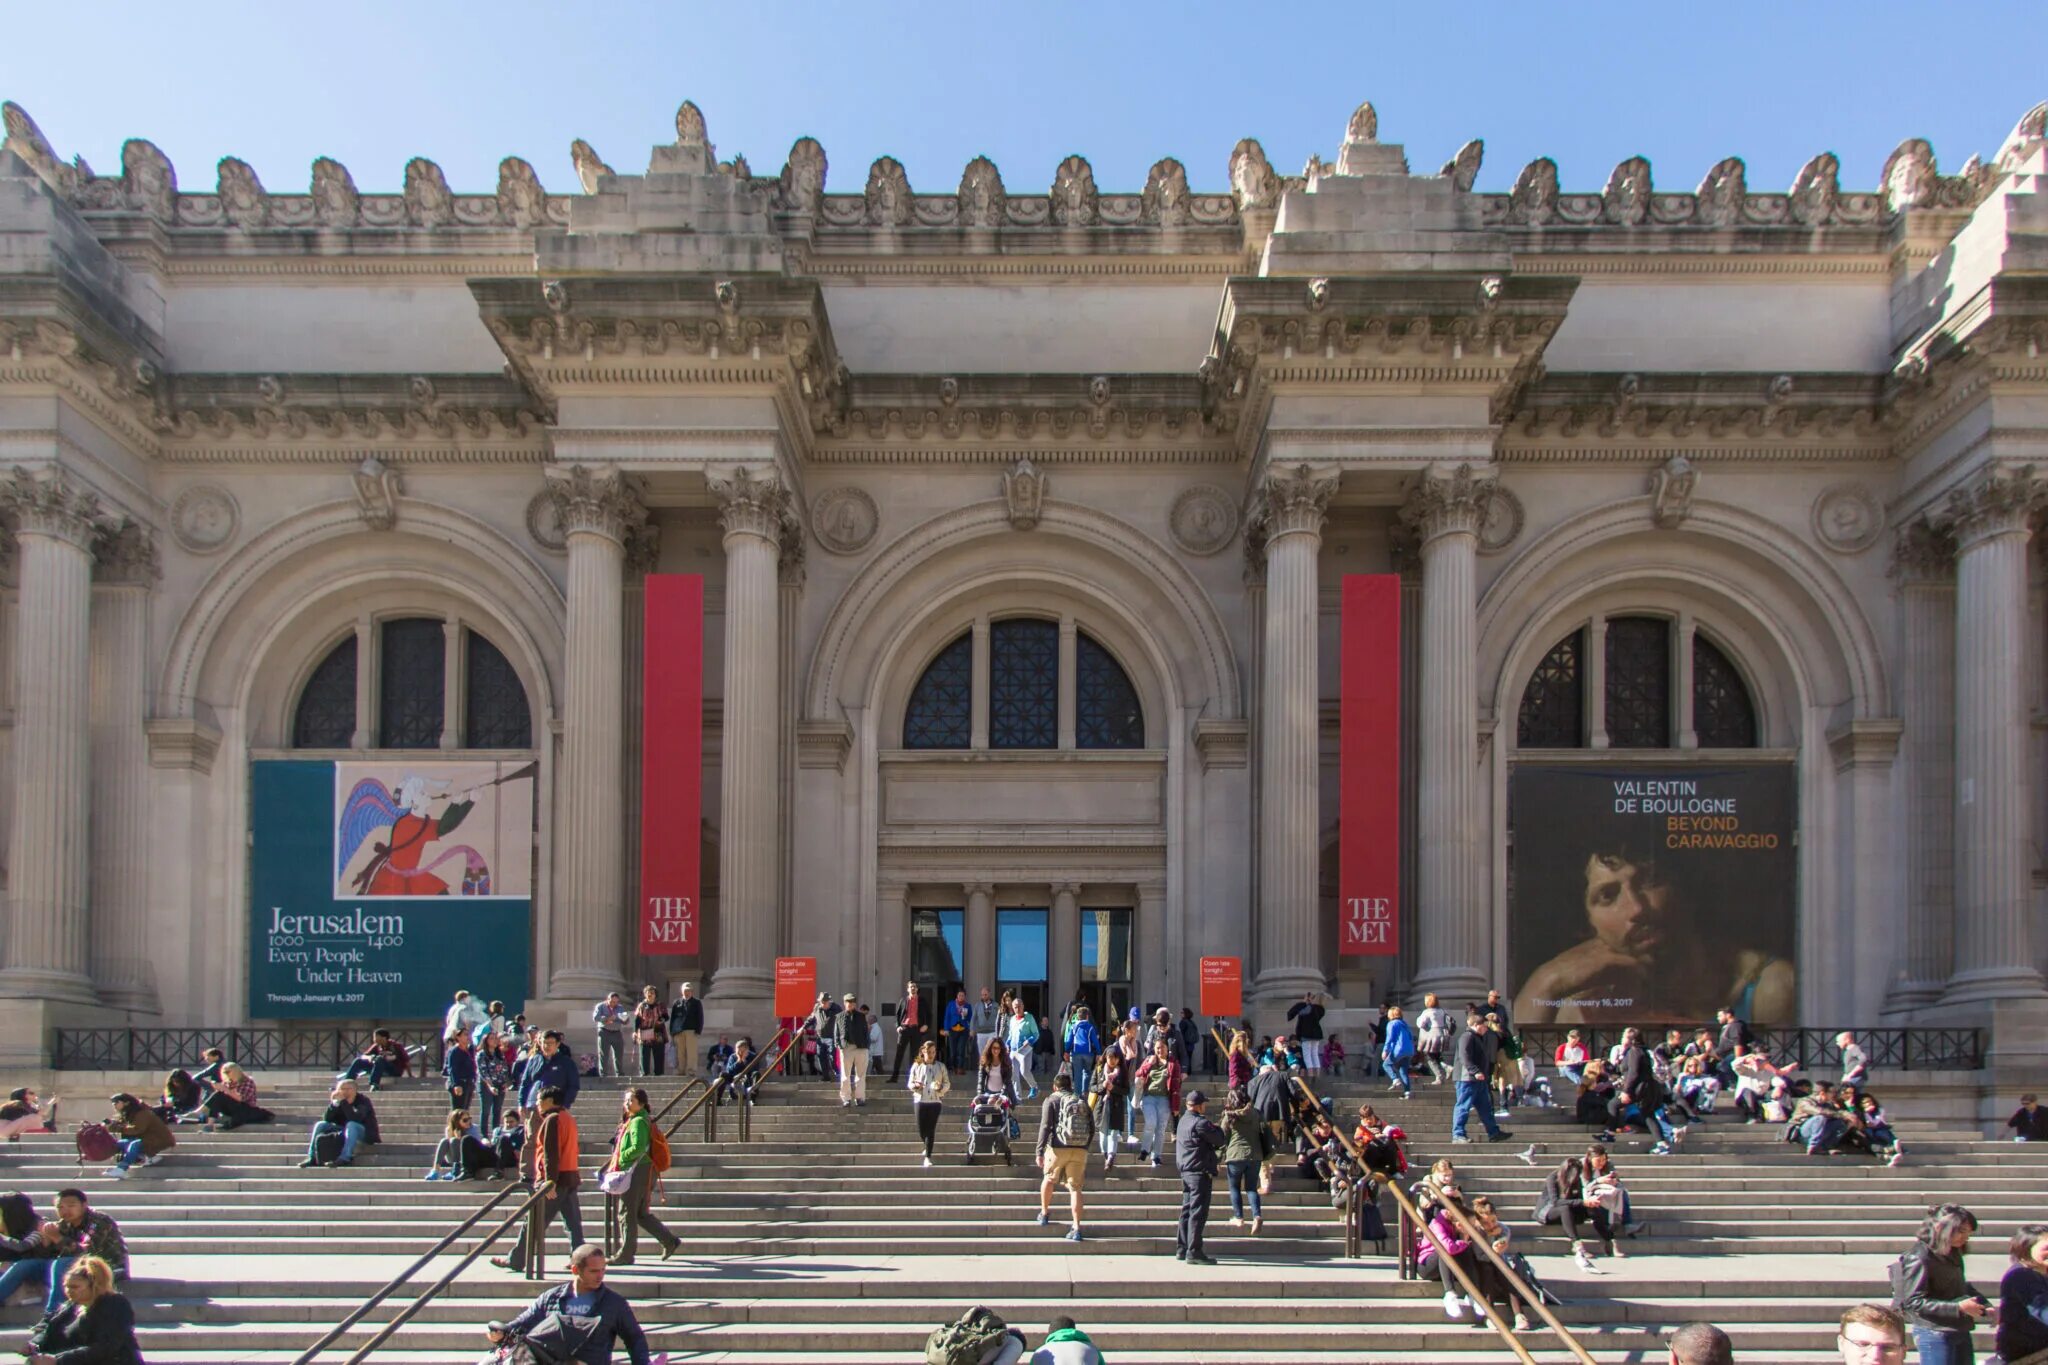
[{"left": 966, "top": 1092, "right": 1015, "bottom": 1165}]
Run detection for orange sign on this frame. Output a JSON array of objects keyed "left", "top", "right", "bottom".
[
  {"left": 1199, "top": 956, "right": 1243, "bottom": 1019},
  {"left": 773, "top": 957, "right": 817, "bottom": 1018}
]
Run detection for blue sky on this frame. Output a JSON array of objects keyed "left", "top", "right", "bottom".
[{"left": 6, "top": 3, "right": 2041, "bottom": 198}]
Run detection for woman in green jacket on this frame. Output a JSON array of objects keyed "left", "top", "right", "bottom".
[
  {"left": 1221, "top": 1087, "right": 1267, "bottom": 1235},
  {"left": 610, "top": 1088, "right": 679, "bottom": 1264}
]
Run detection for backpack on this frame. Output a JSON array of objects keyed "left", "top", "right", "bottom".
[
  {"left": 648, "top": 1125, "right": 671, "bottom": 1175},
  {"left": 923, "top": 1305, "right": 1012, "bottom": 1365},
  {"left": 75, "top": 1122, "right": 118, "bottom": 1166},
  {"left": 1054, "top": 1093, "right": 1095, "bottom": 1149}
]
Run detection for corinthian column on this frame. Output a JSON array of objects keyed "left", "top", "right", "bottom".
[
  {"left": 1403, "top": 463, "right": 1496, "bottom": 1006},
  {"left": 89, "top": 521, "right": 161, "bottom": 1013},
  {"left": 1888, "top": 519, "right": 1957, "bottom": 1014},
  {"left": 1943, "top": 467, "right": 2048, "bottom": 1006},
  {"left": 544, "top": 466, "right": 643, "bottom": 1000},
  {"left": 708, "top": 467, "right": 786, "bottom": 1010},
  {"left": 0, "top": 469, "right": 101, "bottom": 1004},
  {"left": 1253, "top": 464, "right": 1336, "bottom": 1017}
]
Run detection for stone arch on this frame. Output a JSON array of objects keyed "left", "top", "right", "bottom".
[
  {"left": 807, "top": 499, "right": 1241, "bottom": 728},
  {"left": 161, "top": 499, "right": 565, "bottom": 738}
]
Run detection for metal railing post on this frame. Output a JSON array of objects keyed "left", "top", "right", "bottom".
[{"left": 525, "top": 1188, "right": 546, "bottom": 1281}]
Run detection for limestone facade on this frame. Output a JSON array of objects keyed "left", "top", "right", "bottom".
[{"left": 3, "top": 96, "right": 2048, "bottom": 1048}]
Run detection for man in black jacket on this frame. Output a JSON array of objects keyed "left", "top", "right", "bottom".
[
  {"left": 518, "top": 1031, "right": 582, "bottom": 1112},
  {"left": 890, "top": 982, "right": 928, "bottom": 1082},
  {"left": 1451, "top": 1019, "right": 1511, "bottom": 1144},
  {"left": 667, "top": 984, "right": 704, "bottom": 1078},
  {"left": 833, "top": 993, "right": 871, "bottom": 1107},
  {"left": 488, "top": 1242, "right": 648, "bottom": 1365},
  {"left": 1714, "top": 1008, "right": 1753, "bottom": 1088},
  {"left": 1286, "top": 993, "right": 1327, "bottom": 1075},
  {"left": 300, "top": 1079, "right": 379, "bottom": 1167},
  {"left": 1173, "top": 1090, "right": 1227, "bottom": 1264}
]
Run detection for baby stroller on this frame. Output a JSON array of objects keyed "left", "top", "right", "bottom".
[{"left": 965, "top": 1094, "right": 1015, "bottom": 1165}]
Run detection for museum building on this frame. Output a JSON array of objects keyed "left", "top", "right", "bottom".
[{"left": 0, "top": 95, "right": 2045, "bottom": 1058}]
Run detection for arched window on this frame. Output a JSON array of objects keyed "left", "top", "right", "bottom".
[
  {"left": 292, "top": 635, "right": 357, "bottom": 749},
  {"left": 1692, "top": 632, "right": 1758, "bottom": 748},
  {"left": 1516, "top": 628, "right": 1584, "bottom": 749},
  {"left": 903, "top": 633, "right": 972, "bottom": 749},
  {"left": 989, "top": 618, "right": 1059, "bottom": 750},
  {"left": 378, "top": 617, "right": 446, "bottom": 749},
  {"left": 1604, "top": 616, "right": 1671, "bottom": 749},
  {"left": 465, "top": 629, "right": 533, "bottom": 748},
  {"left": 1076, "top": 633, "right": 1144, "bottom": 749}
]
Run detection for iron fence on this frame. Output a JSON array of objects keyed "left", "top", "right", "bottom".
[
  {"left": 1512, "top": 1025, "right": 1983, "bottom": 1072},
  {"left": 53, "top": 1024, "right": 447, "bottom": 1072}
]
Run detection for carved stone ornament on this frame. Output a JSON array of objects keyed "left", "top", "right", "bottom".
[
  {"left": 675, "top": 100, "right": 709, "bottom": 149},
  {"left": 1477, "top": 484, "right": 1525, "bottom": 555},
  {"left": 1141, "top": 157, "right": 1191, "bottom": 226},
  {"left": 120, "top": 138, "right": 176, "bottom": 218},
  {"left": 92, "top": 517, "right": 160, "bottom": 584},
  {"left": 709, "top": 466, "right": 786, "bottom": 545},
  {"left": 1788, "top": 152, "right": 1841, "bottom": 225},
  {"left": 547, "top": 464, "right": 647, "bottom": 545},
  {"left": 1507, "top": 158, "right": 1559, "bottom": 225},
  {"left": 1602, "top": 156, "right": 1653, "bottom": 226},
  {"left": 957, "top": 156, "right": 1006, "bottom": 227},
  {"left": 777, "top": 136, "right": 827, "bottom": 215},
  {"left": 403, "top": 158, "right": 455, "bottom": 227},
  {"left": 1996, "top": 101, "right": 2048, "bottom": 174},
  {"left": 216, "top": 157, "right": 270, "bottom": 228},
  {"left": 524, "top": 488, "right": 567, "bottom": 553},
  {"left": 169, "top": 484, "right": 239, "bottom": 555},
  {"left": 1399, "top": 463, "right": 1496, "bottom": 544},
  {"left": 1002, "top": 457, "right": 1047, "bottom": 530},
  {"left": 1941, "top": 464, "right": 2046, "bottom": 549},
  {"left": 811, "top": 486, "right": 879, "bottom": 555},
  {"left": 352, "top": 456, "right": 403, "bottom": 531},
  {"left": 1695, "top": 157, "right": 1746, "bottom": 227},
  {"left": 1440, "top": 138, "right": 1483, "bottom": 192},
  {"left": 1347, "top": 102, "right": 1379, "bottom": 144},
  {"left": 1260, "top": 464, "right": 1338, "bottom": 541},
  {"left": 864, "top": 156, "right": 913, "bottom": 227},
  {"left": 624, "top": 522, "right": 661, "bottom": 576},
  {"left": 1882, "top": 138, "right": 1938, "bottom": 213},
  {"left": 1647, "top": 453, "right": 1699, "bottom": 529},
  {"left": 1812, "top": 482, "right": 1884, "bottom": 554},
  {"left": 570, "top": 139, "right": 614, "bottom": 194},
  {"left": 1168, "top": 484, "right": 1239, "bottom": 556},
  {"left": 2, "top": 467, "right": 101, "bottom": 546},
  {"left": 496, "top": 157, "right": 545, "bottom": 227},
  {"left": 1050, "top": 155, "right": 1098, "bottom": 226},
  {"left": 310, "top": 157, "right": 359, "bottom": 227},
  {"left": 1888, "top": 516, "right": 1956, "bottom": 584},
  {"left": 0, "top": 102, "right": 82, "bottom": 197},
  {"left": 1228, "top": 138, "right": 1280, "bottom": 211}
]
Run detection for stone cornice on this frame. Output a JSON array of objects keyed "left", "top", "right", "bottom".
[
  {"left": 795, "top": 719, "right": 853, "bottom": 772},
  {"left": 1827, "top": 717, "right": 1904, "bottom": 772},
  {"left": 831, "top": 373, "right": 1234, "bottom": 458},
  {"left": 1192, "top": 718, "right": 1249, "bottom": 771}
]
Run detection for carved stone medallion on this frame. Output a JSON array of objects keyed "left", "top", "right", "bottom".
[
  {"left": 169, "top": 484, "right": 239, "bottom": 554},
  {"left": 525, "top": 488, "right": 567, "bottom": 553},
  {"left": 1168, "top": 485, "right": 1238, "bottom": 556},
  {"left": 1477, "top": 484, "right": 1524, "bottom": 555},
  {"left": 811, "top": 486, "right": 879, "bottom": 555},
  {"left": 1812, "top": 482, "right": 1884, "bottom": 554}
]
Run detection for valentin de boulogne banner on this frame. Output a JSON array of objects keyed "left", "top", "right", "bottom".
[
  {"left": 249, "top": 759, "right": 535, "bottom": 1019},
  {"left": 1510, "top": 764, "right": 1797, "bottom": 1027}
]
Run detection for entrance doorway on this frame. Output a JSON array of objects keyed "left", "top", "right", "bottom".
[
  {"left": 996, "top": 907, "right": 1048, "bottom": 1023},
  {"left": 910, "top": 908, "right": 964, "bottom": 1037},
  {"left": 1077, "top": 906, "right": 1134, "bottom": 1030}
]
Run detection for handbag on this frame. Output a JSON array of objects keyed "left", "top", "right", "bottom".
[
  {"left": 596, "top": 1165, "right": 633, "bottom": 1196},
  {"left": 504, "top": 1309, "right": 601, "bottom": 1365}
]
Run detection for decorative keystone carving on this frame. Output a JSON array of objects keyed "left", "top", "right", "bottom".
[
  {"left": 120, "top": 139, "right": 176, "bottom": 219},
  {"left": 1507, "top": 157, "right": 1559, "bottom": 225},
  {"left": 404, "top": 157, "right": 455, "bottom": 227},
  {"left": 216, "top": 157, "right": 270, "bottom": 228},
  {"left": 352, "top": 456, "right": 403, "bottom": 531},
  {"left": 1648, "top": 453, "right": 1699, "bottom": 529},
  {"left": 709, "top": 466, "right": 787, "bottom": 545},
  {"left": 570, "top": 140, "right": 614, "bottom": 195},
  {"left": 777, "top": 136, "right": 827, "bottom": 215},
  {"left": 496, "top": 157, "right": 545, "bottom": 227},
  {"left": 1602, "top": 156, "right": 1653, "bottom": 226},
  {"left": 1141, "top": 157, "right": 1191, "bottom": 226},
  {"left": 1260, "top": 463, "right": 1338, "bottom": 542},
  {"left": 1888, "top": 516, "right": 1957, "bottom": 584},
  {"left": 864, "top": 156, "right": 912, "bottom": 227},
  {"left": 1002, "top": 458, "right": 1047, "bottom": 530},
  {"left": 310, "top": 157, "right": 360, "bottom": 227},
  {"left": 1399, "top": 463, "right": 1496, "bottom": 545},
  {"left": 1050, "top": 155, "right": 1098, "bottom": 226},
  {"left": 1941, "top": 465, "right": 2046, "bottom": 550},
  {"left": 546, "top": 464, "right": 647, "bottom": 546},
  {"left": 2, "top": 467, "right": 102, "bottom": 546},
  {"left": 1695, "top": 157, "right": 1746, "bottom": 227},
  {"left": 92, "top": 517, "right": 160, "bottom": 584},
  {"left": 958, "top": 156, "right": 1007, "bottom": 227},
  {"left": 1228, "top": 138, "right": 1280, "bottom": 211}
]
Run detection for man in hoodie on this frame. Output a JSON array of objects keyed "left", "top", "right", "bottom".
[
  {"left": 1031, "top": 1315, "right": 1106, "bottom": 1365},
  {"left": 518, "top": 1031, "right": 582, "bottom": 1112}
]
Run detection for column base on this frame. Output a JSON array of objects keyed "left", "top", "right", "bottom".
[
  {"left": 1878, "top": 980, "right": 1945, "bottom": 1022},
  {"left": 546, "top": 967, "right": 628, "bottom": 1004},
  {"left": 705, "top": 966, "right": 776, "bottom": 1042},
  {"left": 1406, "top": 966, "right": 1491, "bottom": 1012},
  {"left": 0, "top": 967, "right": 99, "bottom": 1009},
  {"left": 1250, "top": 966, "right": 1327, "bottom": 1038},
  {"left": 93, "top": 985, "right": 161, "bottom": 1017},
  {"left": 0, "top": 994, "right": 106, "bottom": 1069},
  {"left": 1940, "top": 965, "right": 2048, "bottom": 1010}
]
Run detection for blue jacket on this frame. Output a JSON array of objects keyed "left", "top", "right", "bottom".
[
  {"left": 943, "top": 1000, "right": 974, "bottom": 1033},
  {"left": 518, "top": 1050, "right": 581, "bottom": 1110},
  {"left": 442, "top": 1046, "right": 476, "bottom": 1087},
  {"left": 1064, "top": 1019, "right": 1101, "bottom": 1057},
  {"left": 1382, "top": 1018, "right": 1417, "bottom": 1060}
]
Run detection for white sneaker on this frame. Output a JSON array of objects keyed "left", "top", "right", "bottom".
[
  {"left": 1888, "top": 1148, "right": 1905, "bottom": 1168},
  {"left": 1469, "top": 1299, "right": 1486, "bottom": 1320},
  {"left": 1574, "top": 1247, "right": 1603, "bottom": 1274},
  {"left": 921, "top": 1156, "right": 933, "bottom": 1168},
  {"left": 108, "top": 1167, "right": 129, "bottom": 1180},
  {"left": 1442, "top": 1291, "right": 1465, "bottom": 1319},
  {"left": 1671, "top": 1125, "right": 1690, "bottom": 1145}
]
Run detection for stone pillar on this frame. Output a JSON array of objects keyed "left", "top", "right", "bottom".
[
  {"left": 544, "top": 466, "right": 643, "bottom": 1000},
  {"left": 1049, "top": 881, "right": 1081, "bottom": 1022},
  {"left": 1403, "top": 464, "right": 1496, "bottom": 1006},
  {"left": 1252, "top": 464, "right": 1336, "bottom": 1015},
  {"left": 963, "top": 881, "right": 995, "bottom": 993},
  {"left": 1889, "top": 519, "right": 1958, "bottom": 1014},
  {"left": 1943, "top": 468, "right": 2048, "bottom": 1006},
  {"left": 708, "top": 467, "right": 786, "bottom": 1010},
  {"left": 89, "top": 521, "right": 161, "bottom": 1014},
  {"left": 0, "top": 469, "right": 100, "bottom": 1004}
]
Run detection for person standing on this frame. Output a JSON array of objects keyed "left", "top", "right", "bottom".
[
  {"left": 1381, "top": 1004, "right": 1416, "bottom": 1100},
  {"left": 908, "top": 1040, "right": 951, "bottom": 1168},
  {"left": 1008, "top": 1001, "right": 1041, "bottom": 1100},
  {"left": 1063, "top": 1006, "right": 1102, "bottom": 1103},
  {"left": 1034, "top": 1073, "right": 1091, "bottom": 1243},
  {"left": 1173, "top": 1089, "right": 1226, "bottom": 1264},
  {"left": 1837, "top": 1031, "right": 1869, "bottom": 1088},
  {"left": 492, "top": 1087, "right": 582, "bottom": 1273},
  {"left": 1896, "top": 1203, "right": 1994, "bottom": 1365},
  {"left": 517, "top": 1031, "right": 582, "bottom": 1113},
  {"left": 1452, "top": 1017, "right": 1511, "bottom": 1144},
  {"left": 891, "top": 982, "right": 928, "bottom": 1083},
  {"left": 444, "top": 989, "right": 486, "bottom": 1044},
  {"left": 668, "top": 983, "right": 704, "bottom": 1078},
  {"left": 943, "top": 990, "right": 975, "bottom": 1073},
  {"left": 809, "top": 992, "right": 841, "bottom": 1086},
  {"left": 606, "top": 1089, "right": 678, "bottom": 1264},
  {"left": 592, "top": 992, "right": 630, "bottom": 1079},
  {"left": 443, "top": 1031, "right": 476, "bottom": 1114},
  {"left": 1286, "top": 993, "right": 1327, "bottom": 1075},
  {"left": 834, "top": 992, "right": 871, "bottom": 1107},
  {"left": 1133, "top": 1038, "right": 1182, "bottom": 1169},
  {"left": 632, "top": 987, "right": 668, "bottom": 1078},
  {"left": 1094, "top": 1048, "right": 1132, "bottom": 1172},
  {"left": 476, "top": 1033, "right": 512, "bottom": 1137},
  {"left": 1221, "top": 1086, "right": 1266, "bottom": 1236},
  {"left": 973, "top": 988, "right": 1003, "bottom": 1063},
  {"left": 1415, "top": 993, "right": 1454, "bottom": 1085}
]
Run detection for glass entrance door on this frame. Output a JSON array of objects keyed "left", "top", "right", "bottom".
[
  {"left": 910, "top": 908, "right": 964, "bottom": 1043},
  {"left": 996, "top": 907, "right": 1049, "bottom": 1022},
  {"left": 1077, "top": 906, "right": 1134, "bottom": 1029}
]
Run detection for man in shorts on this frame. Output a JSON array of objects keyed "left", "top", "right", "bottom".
[{"left": 1034, "top": 1072, "right": 1090, "bottom": 1243}]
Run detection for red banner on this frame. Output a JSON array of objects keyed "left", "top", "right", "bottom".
[
  {"left": 774, "top": 957, "right": 817, "bottom": 1018},
  {"left": 1340, "top": 575, "right": 1400, "bottom": 956},
  {"left": 640, "top": 574, "right": 703, "bottom": 955},
  {"left": 1199, "top": 956, "right": 1243, "bottom": 1018}
]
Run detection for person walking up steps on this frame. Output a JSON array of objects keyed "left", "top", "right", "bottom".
[
  {"left": 1416, "top": 993, "right": 1454, "bottom": 1085},
  {"left": 835, "top": 992, "right": 871, "bottom": 1107},
  {"left": 1381, "top": 1004, "right": 1416, "bottom": 1100},
  {"left": 1034, "top": 1073, "right": 1091, "bottom": 1243},
  {"left": 605, "top": 1088, "right": 678, "bottom": 1265},
  {"left": 1286, "top": 993, "right": 1327, "bottom": 1076},
  {"left": 1452, "top": 1016, "right": 1512, "bottom": 1144},
  {"left": 1222, "top": 1086, "right": 1267, "bottom": 1236},
  {"left": 1174, "top": 1089, "right": 1226, "bottom": 1264},
  {"left": 1063, "top": 1006, "right": 1102, "bottom": 1103},
  {"left": 908, "top": 1040, "right": 950, "bottom": 1167}
]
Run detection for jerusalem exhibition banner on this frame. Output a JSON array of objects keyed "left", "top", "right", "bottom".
[
  {"left": 1338, "top": 575, "right": 1400, "bottom": 956},
  {"left": 249, "top": 758, "right": 535, "bottom": 1019},
  {"left": 1509, "top": 764, "right": 1796, "bottom": 1027}
]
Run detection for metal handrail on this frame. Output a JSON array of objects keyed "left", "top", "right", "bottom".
[
  {"left": 735, "top": 1025, "right": 807, "bottom": 1141},
  {"left": 1380, "top": 1169, "right": 1539, "bottom": 1365},
  {"left": 1435, "top": 1191, "right": 1598, "bottom": 1365},
  {"left": 292, "top": 1178, "right": 554, "bottom": 1365}
]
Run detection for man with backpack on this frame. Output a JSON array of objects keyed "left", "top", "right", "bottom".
[
  {"left": 834, "top": 992, "right": 872, "bottom": 1107},
  {"left": 300, "top": 1079, "right": 379, "bottom": 1168},
  {"left": 1034, "top": 1072, "right": 1092, "bottom": 1243},
  {"left": 1063, "top": 1006, "right": 1102, "bottom": 1102},
  {"left": 492, "top": 1086, "right": 582, "bottom": 1273}
]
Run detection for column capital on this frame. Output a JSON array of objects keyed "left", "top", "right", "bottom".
[
  {"left": 1888, "top": 516, "right": 1957, "bottom": 586},
  {"left": 3, "top": 468, "right": 101, "bottom": 548},
  {"left": 1400, "top": 462, "right": 1499, "bottom": 546},
  {"left": 710, "top": 465, "right": 788, "bottom": 547},
  {"left": 1049, "top": 880, "right": 1082, "bottom": 900},
  {"left": 622, "top": 522, "right": 661, "bottom": 577},
  {"left": 544, "top": 464, "right": 645, "bottom": 546},
  {"left": 92, "top": 518, "right": 161, "bottom": 586},
  {"left": 1252, "top": 463, "right": 1336, "bottom": 544},
  {"left": 963, "top": 880, "right": 995, "bottom": 900},
  {"left": 1941, "top": 464, "right": 2046, "bottom": 552}
]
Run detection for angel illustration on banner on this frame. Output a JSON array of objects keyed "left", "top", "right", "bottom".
[{"left": 336, "top": 764, "right": 535, "bottom": 897}]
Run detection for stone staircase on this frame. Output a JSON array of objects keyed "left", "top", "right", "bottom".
[{"left": 2, "top": 1066, "right": 2040, "bottom": 1362}]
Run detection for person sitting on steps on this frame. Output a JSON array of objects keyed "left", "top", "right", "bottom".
[
  {"left": 301, "top": 1078, "right": 380, "bottom": 1168},
  {"left": 104, "top": 1094, "right": 173, "bottom": 1179},
  {"left": 0, "top": 1088, "right": 59, "bottom": 1143}
]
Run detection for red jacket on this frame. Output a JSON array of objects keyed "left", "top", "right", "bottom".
[{"left": 1134, "top": 1057, "right": 1183, "bottom": 1115}]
